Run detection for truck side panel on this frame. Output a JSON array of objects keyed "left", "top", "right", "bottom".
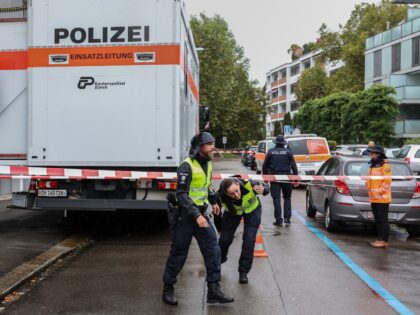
[
  {"left": 27, "top": 0, "right": 186, "bottom": 167},
  {"left": 0, "top": 22, "right": 27, "bottom": 160}
]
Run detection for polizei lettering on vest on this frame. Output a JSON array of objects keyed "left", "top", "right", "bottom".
[{"left": 54, "top": 26, "right": 150, "bottom": 44}]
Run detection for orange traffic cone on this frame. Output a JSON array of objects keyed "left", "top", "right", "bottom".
[{"left": 253, "top": 225, "right": 268, "bottom": 257}]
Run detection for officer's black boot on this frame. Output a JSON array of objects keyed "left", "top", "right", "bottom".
[
  {"left": 162, "top": 284, "right": 178, "bottom": 306},
  {"left": 239, "top": 272, "right": 248, "bottom": 284},
  {"left": 207, "top": 282, "right": 234, "bottom": 304}
]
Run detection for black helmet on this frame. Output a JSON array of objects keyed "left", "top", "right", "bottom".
[
  {"left": 366, "top": 145, "right": 387, "bottom": 159},
  {"left": 273, "top": 135, "right": 287, "bottom": 145},
  {"left": 189, "top": 132, "right": 215, "bottom": 157}
]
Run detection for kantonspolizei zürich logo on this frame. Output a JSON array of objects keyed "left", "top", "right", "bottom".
[{"left": 77, "top": 77, "right": 126, "bottom": 90}]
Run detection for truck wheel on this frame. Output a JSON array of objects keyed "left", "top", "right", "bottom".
[
  {"left": 306, "top": 192, "right": 316, "bottom": 217},
  {"left": 325, "top": 202, "right": 338, "bottom": 232}
]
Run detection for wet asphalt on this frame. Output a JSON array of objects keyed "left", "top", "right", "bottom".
[{"left": 1, "top": 158, "right": 420, "bottom": 314}]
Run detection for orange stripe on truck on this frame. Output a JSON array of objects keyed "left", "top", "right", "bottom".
[
  {"left": 27, "top": 44, "right": 181, "bottom": 68},
  {"left": 0, "top": 51, "right": 28, "bottom": 70},
  {"left": 294, "top": 154, "right": 330, "bottom": 163}
]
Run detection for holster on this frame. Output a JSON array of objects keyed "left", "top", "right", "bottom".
[{"left": 166, "top": 193, "right": 181, "bottom": 227}]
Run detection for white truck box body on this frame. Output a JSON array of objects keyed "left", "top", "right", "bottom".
[
  {"left": 26, "top": 0, "right": 199, "bottom": 167},
  {"left": 0, "top": 21, "right": 27, "bottom": 160}
]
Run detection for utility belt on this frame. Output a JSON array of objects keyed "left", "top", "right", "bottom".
[{"left": 166, "top": 193, "right": 210, "bottom": 227}]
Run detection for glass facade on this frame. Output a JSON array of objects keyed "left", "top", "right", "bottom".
[{"left": 365, "top": 8, "right": 420, "bottom": 138}]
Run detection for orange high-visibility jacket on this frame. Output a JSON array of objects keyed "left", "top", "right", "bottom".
[{"left": 366, "top": 161, "right": 392, "bottom": 204}]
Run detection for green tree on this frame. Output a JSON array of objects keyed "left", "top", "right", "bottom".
[
  {"left": 345, "top": 85, "right": 399, "bottom": 145},
  {"left": 273, "top": 120, "right": 282, "bottom": 136},
  {"left": 294, "top": 85, "right": 398, "bottom": 145},
  {"left": 283, "top": 112, "right": 293, "bottom": 128},
  {"left": 318, "top": 0, "right": 407, "bottom": 92},
  {"left": 191, "top": 14, "right": 267, "bottom": 147},
  {"left": 295, "top": 65, "right": 328, "bottom": 104}
]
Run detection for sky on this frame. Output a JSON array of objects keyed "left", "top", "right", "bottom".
[{"left": 185, "top": 0, "right": 376, "bottom": 85}]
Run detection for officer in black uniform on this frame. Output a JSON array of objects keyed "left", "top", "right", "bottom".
[
  {"left": 216, "top": 177, "right": 269, "bottom": 284},
  {"left": 262, "top": 135, "right": 298, "bottom": 226},
  {"left": 162, "top": 132, "right": 234, "bottom": 306}
]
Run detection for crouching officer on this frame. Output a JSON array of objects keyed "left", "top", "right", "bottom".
[
  {"left": 262, "top": 135, "right": 298, "bottom": 226},
  {"left": 217, "top": 177, "right": 269, "bottom": 284},
  {"left": 162, "top": 132, "right": 234, "bottom": 306}
]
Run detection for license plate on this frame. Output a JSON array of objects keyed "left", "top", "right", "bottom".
[
  {"left": 37, "top": 190, "right": 67, "bottom": 197},
  {"left": 366, "top": 211, "right": 398, "bottom": 220}
]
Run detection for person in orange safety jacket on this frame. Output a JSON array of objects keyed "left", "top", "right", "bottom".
[{"left": 365, "top": 145, "right": 392, "bottom": 248}]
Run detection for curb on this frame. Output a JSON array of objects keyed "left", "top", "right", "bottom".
[
  {"left": 0, "top": 194, "right": 12, "bottom": 201},
  {"left": 0, "top": 234, "right": 91, "bottom": 300}
]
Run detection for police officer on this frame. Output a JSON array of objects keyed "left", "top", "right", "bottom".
[
  {"left": 162, "top": 132, "right": 234, "bottom": 306},
  {"left": 366, "top": 145, "right": 392, "bottom": 248},
  {"left": 217, "top": 177, "right": 269, "bottom": 284},
  {"left": 262, "top": 135, "right": 298, "bottom": 226}
]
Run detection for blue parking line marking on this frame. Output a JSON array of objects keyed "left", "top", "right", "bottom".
[{"left": 294, "top": 212, "right": 415, "bottom": 315}]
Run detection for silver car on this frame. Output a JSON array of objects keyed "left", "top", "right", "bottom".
[
  {"left": 305, "top": 156, "right": 420, "bottom": 236},
  {"left": 396, "top": 144, "right": 420, "bottom": 174}
]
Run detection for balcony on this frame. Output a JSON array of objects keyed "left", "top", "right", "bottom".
[
  {"left": 395, "top": 86, "right": 420, "bottom": 102},
  {"left": 271, "top": 78, "right": 287, "bottom": 88},
  {"left": 271, "top": 95, "right": 286, "bottom": 104},
  {"left": 366, "top": 10, "right": 420, "bottom": 50},
  {"left": 270, "top": 113, "right": 285, "bottom": 120}
]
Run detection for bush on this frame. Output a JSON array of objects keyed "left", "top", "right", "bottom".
[{"left": 405, "top": 138, "right": 420, "bottom": 145}]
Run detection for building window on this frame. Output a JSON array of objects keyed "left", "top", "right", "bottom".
[
  {"left": 392, "top": 43, "right": 401, "bottom": 73},
  {"left": 280, "top": 69, "right": 287, "bottom": 79},
  {"left": 302, "top": 60, "right": 311, "bottom": 69},
  {"left": 290, "top": 84, "right": 297, "bottom": 94},
  {"left": 271, "top": 89, "right": 278, "bottom": 99},
  {"left": 272, "top": 72, "right": 278, "bottom": 82},
  {"left": 413, "top": 36, "right": 420, "bottom": 67},
  {"left": 280, "top": 86, "right": 286, "bottom": 96},
  {"left": 291, "top": 65, "right": 300, "bottom": 76},
  {"left": 291, "top": 101, "right": 299, "bottom": 112},
  {"left": 373, "top": 50, "right": 382, "bottom": 77}
]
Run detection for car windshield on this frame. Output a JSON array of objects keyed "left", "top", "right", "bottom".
[
  {"left": 287, "top": 139, "right": 329, "bottom": 155},
  {"left": 249, "top": 147, "right": 257, "bottom": 152},
  {"left": 267, "top": 142, "right": 275, "bottom": 151},
  {"left": 345, "top": 161, "right": 412, "bottom": 176},
  {"left": 396, "top": 146, "right": 410, "bottom": 158}
]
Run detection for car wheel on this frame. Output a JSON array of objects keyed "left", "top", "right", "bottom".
[
  {"left": 325, "top": 202, "right": 338, "bottom": 232},
  {"left": 406, "top": 226, "right": 420, "bottom": 238},
  {"left": 256, "top": 168, "right": 261, "bottom": 174},
  {"left": 306, "top": 192, "right": 316, "bottom": 217},
  {"left": 251, "top": 163, "right": 256, "bottom": 171}
]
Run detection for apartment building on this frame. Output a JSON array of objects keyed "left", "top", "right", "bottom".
[
  {"left": 265, "top": 50, "right": 343, "bottom": 137},
  {"left": 365, "top": 7, "right": 420, "bottom": 139}
]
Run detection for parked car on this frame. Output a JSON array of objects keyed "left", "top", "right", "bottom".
[
  {"left": 396, "top": 145, "right": 420, "bottom": 175},
  {"left": 385, "top": 148, "right": 401, "bottom": 158},
  {"left": 241, "top": 146, "right": 257, "bottom": 170},
  {"left": 255, "top": 134, "right": 330, "bottom": 175},
  {"left": 335, "top": 144, "right": 368, "bottom": 156},
  {"left": 306, "top": 156, "right": 420, "bottom": 236}
]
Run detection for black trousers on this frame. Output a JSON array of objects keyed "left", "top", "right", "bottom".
[
  {"left": 270, "top": 182, "right": 292, "bottom": 222},
  {"left": 371, "top": 203, "right": 390, "bottom": 242},
  {"left": 218, "top": 205, "right": 262, "bottom": 274},
  {"left": 163, "top": 215, "right": 221, "bottom": 285}
]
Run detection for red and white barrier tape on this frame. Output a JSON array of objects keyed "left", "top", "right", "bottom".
[
  {"left": 0, "top": 166, "right": 419, "bottom": 181},
  {"left": 214, "top": 150, "right": 252, "bottom": 154}
]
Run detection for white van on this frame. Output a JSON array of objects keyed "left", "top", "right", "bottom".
[{"left": 255, "top": 135, "right": 331, "bottom": 175}]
